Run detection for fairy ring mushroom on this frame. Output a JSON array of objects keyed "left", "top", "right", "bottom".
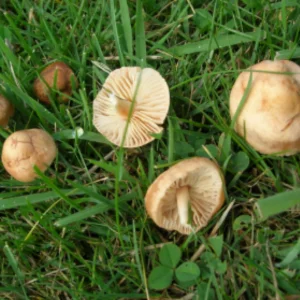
[
  {"left": 0, "top": 95, "right": 14, "bottom": 127},
  {"left": 93, "top": 66, "right": 170, "bottom": 148},
  {"left": 1, "top": 129, "right": 57, "bottom": 182},
  {"left": 145, "top": 157, "right": 225, "bottom": 235},
  {"left": 33, "top": 61, "right": 78, "bottom": 104},
  {"left": 230, "top": 59, "right": 300, "bottom": 155}
]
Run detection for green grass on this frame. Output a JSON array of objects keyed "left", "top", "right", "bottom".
[{"left": 0, "top": 0, "right": 300, "bottom": 299}]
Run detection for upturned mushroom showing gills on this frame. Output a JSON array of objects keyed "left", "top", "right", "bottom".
[
  {"left": 145, "top": 157, "right": 225, "bottom": 235},
  {"left": 230, "top": 59, "right": 300, "bottom": 155},
  {"left": 0, "top": 95, "right": 14, "bottom": 127},
  {"left": 1, "top": 129, "right": 57, "bottom": 182},
  {"left": 93, "top": 67, "right": 170, "bottom": 148},
  {"left": 33, "top": 61, "right": 78, "bottom": 104}
]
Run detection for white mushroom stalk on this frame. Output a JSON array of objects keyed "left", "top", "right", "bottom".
[{"left": 176, "top": 186, "right": 191, "bottom": 227}]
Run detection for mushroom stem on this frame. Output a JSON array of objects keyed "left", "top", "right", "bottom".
[
  {"left": 110, "top": 93, "right": 133, "bottom": 117},
  {"left": 117, "top": 100, "right": 133, "bottom": 117},
  {"left": 176, "top": 186, "right": 190, "bottom": 226}
]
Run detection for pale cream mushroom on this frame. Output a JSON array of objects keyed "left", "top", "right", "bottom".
[
  {"left": 1, "top": 129, "right": 57, "bottom": 182},
  {"left": 145, "top": 157, "right": 225, "bottom": 235},
  {"left": 0, "top": 95, "right": 14, "bottom": 127},
  {"left": 230, "top": 59, "right": 300, "bottom": 155},
  {"left": 93, "top": 67, "right": 170, "bottom": 148}
]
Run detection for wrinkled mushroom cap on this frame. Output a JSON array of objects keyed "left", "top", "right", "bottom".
[
  {"left": 0, "top": 95, "right": 14, "bottom": 127},
  {"left": 33, "top": 61, "right": 78, "bottom": 104},
  {"left": 145, "top": 157, "right": 225, "bottom": 235},
  {"left": 1, "top": 129, "right": 57, "bottom": 182},
  {"left": 93, "top": 67, "right": 170, "bottom": 148},
  {"left": 230, "top": 59, "right": 300, "bottom": 155}
]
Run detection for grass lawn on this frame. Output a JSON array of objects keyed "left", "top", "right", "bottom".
[{"left": 1, "top": 0, "right": 300, "bottom": 299}]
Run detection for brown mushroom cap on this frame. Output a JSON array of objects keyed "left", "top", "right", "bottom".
[
  {"left": 93, "top": 67, "right": 170, "bottom": 148},
  {"left": 145, "top": 157, "right": 225, "bottom": 235},
  {"left": 230, "top": 59, "right": 300, "bottom": 155},
  {"left": 0, "top": 95, "right": 14, "bottom": 127},
  {"left": 1, "top": 129, "right": 57, "bottom": 182},
  {"left": 33, "top": 61, "right": 78, "bottom": 104}
]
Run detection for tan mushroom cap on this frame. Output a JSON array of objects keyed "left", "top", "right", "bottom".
[
  {"left": 0, "top": 95, "right": 14, "bottom": 127},
  {"left": 33, "top": 61, "right": 78, "bottom": 104},
  {"left": 1, "top": 129, "right": 57, "bottom": 182},
  {"left": 230, "top": 59, "right": 300, "bottom": 155},
  {"left": 93, "top": 67, "right": 170, "bottom": 148},
  {"left": 145, "top": 157, "right": 225, "bottom": 235}
]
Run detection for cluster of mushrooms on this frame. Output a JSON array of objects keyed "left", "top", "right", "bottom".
[
  {"left": 0, "top": 62, "right": 77, "bottom": 182},
  {"left": 1, "top": 59, "right": 300, "bottom": 235}
]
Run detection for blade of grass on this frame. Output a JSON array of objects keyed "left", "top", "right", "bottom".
[
  {"left": 55, "top": 191, "right": 135, "bottom": 227},
  {"left": 148, "top": 145, "right": 154, "bottom": 183},
  {"left": 0, "top": 80, "right": 65, "bottom": 128},
  {"left": 132, "top": 221, "right": 150, "bottom": 299},
  {"left": 89, "top": 159, "right": 134, "bottom": 182},
  {"left": 0, "top": 189, "right": 82, "bottom": 210},
  {"left": 230, "top": 71, "right": 253, "bottom": 128},
  {"left": 119, "top": 0, "right": 133, "bottom": 58},
  {"left": 276, "top": 239, "right": 300, "bottom": 268},
  {"left": 112, "top": 68, "right": 143, "bottom": 246},
  {"left": 135, "top": 0, "right": 146, "bottom": 67},
  {"left": 0, "top": 36, "right": 20, "bottom": 69},
  {"left": 53, "top": 129, "right": 112, "bottom": 145},
  {"left": 255, "top": 188, "right": 300, "bottom": 221},
  {"left": 54, "top": 203, "right": 109, "bottom": 227},
  {"left": 4, "top": 12, "right": 32, "bottom": 56},
  {"left": 169, "top": 30, "right": 265, "bottom": 56},
  {"left": 3, "top": 243, "right": 28, "bottom": 299},
  {"left": 168, "top": 118, "right": 174, "bottom": 164},
  {"left": 39, "top": 17, "right": 60, "bottom": 53},
  {"left": 23, "top": 198, "right": 62, "bottom": 243},
  {"left": 109, "top": 0, "right": 125, "bottom": 66},
  {"left": 34, "top": 167, "right": 81, "bottom": 210},
  {"left": 280, "top": 0, "right": 287, "bottom": 41},
  {"left": 275, "top": 47, "right": 300, "bottom": 60},
  {"left": 270, "top": 0, "right": 299, "bottom": 9},
  {"left": 65, "top": 0, "right": 86, "bottom": 48},
  {"left": 67, "top": 180, "right": 114, "bottom": 207},
  {"left": 79, "top": 89, "right": 92, "bottom": 130},
  {"left": 91, "top": 33, "right": 105, "bottom": 62}
]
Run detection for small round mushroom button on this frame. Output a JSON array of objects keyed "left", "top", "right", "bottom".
[{"left": 1, "top": 129, "right": 57, "bottom": 182}]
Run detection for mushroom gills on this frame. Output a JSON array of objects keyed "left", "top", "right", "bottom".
[{"left": 176, "top": 186, "right": 193, "bottom": 228}]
